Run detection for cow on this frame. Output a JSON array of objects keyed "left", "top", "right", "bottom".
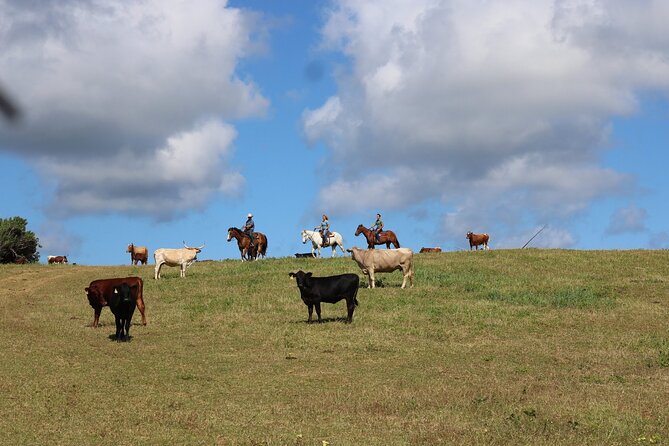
[
  {"left": 288, "top": 270, "right": 359, "bottom": 323},
  {"left": 347, "top": 247, "right": 414, "bottom": 289},
  {"left": 48, "top": 255, "right": 68, "bottom": 264},
  {"left": 419, "top": 247, "right": 442, "bottom": 253},
  {"left": 466, "top": 232, "right": 490, "bottom": 250},
  {"left": 126, "top": 243, "right": 148, "bottom": 265},
  {"left": 108, "top": 282, "right": 137, "bottom": 341},
  {"left": 154, "top": 241, "right": 204, "bottom": 279},
  {"left": 84, "top": 276, "right": 146, "bottom": 328},
  {"left": 295, "top": 252, "right": 316, "bottom": 258}
]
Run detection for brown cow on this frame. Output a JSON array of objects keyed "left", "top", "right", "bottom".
[
  {"left": 48, "top": 255, "right": 68, "bottom": 264},
  {"left": 466, "top": 232, "right": 489, "bottom": 250},
  {"left": 419, "top": 247, "right": 442, "bottom": 253},
  {"left": 84, "top": 277, "right": 146, "bottom": 328},
  {"left": 127, "top": 243, "right": 148, "bottom": 265}
]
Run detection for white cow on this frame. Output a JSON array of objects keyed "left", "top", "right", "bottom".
[
  {"left": 347, "top": 247, "right": 414, "bottom": 289},
  {"left": 154, "top": 241, "right": 204, "bottom": 279},
  {"left": 301, "top": 230, "right": 346, "bottom": 258}
]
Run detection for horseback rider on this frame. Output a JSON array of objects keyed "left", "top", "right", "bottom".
[
  {"left": 242, "top": 213, "right": 255, "bottom": 247},
  {"left": 315, "top": 214, "right": 331, "bottom": 247},
  {"left": 370, "top": 213, "right": 383, "bottom": 242}
]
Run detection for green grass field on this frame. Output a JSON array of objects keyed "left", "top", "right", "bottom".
[{"left": 0, "top": 249, "right": 667, "bottom": 445}]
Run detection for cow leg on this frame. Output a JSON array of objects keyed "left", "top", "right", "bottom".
[
  {"left": 346, "top": 299, "right": 355, "bottom": 323},
  {"left": 315, "top": 302, "right": 322, "bottom": 322},
  {"left": 369, "top": 271, "right": 375, "bottom": 289},
  {"left": 154, "top": 263, "right": 161, "bottom": 280},
  {"left": 136, "top": 298, "right": 147, "bottom": 325},
  {"left": 124, "top": 317, "right": 131, "bottom": 341},
  {"left": 115, "top": 317, "right": 123, "bottom": 341},
  {"left": 307, "top": 304, "right": 313, "bottom": 323},
  {"left": 93, "top": 307, "right": 102, "bottom": 328}
]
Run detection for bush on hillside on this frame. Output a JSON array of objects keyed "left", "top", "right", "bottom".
[{"left": 0, "top": 216, "right": 40, "bottom": 263}]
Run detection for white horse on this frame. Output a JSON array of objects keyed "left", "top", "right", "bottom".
[{"left": 301, "top": 229, "right": 346, "bottom": 258}]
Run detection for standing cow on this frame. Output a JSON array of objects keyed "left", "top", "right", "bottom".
[
  {"left": 48, "top": 255, "right": 68, "bottom": 264},
  {"left": 466, "top": 232, "right": 490, "bottom": 250},
  {"left": 154, "top": 242, "right": 204, "bottom": 279},
  {"left": 347, "top": 247, "right": 414, "bottom": 289},
  {"left": 84, "top": 276, "right": 146, "bottom": 328},
  {"left": 109, "top": 282, "right": 137, "bottom": 341},
  {"left": 288, "top": 271, "right": 359, "bottom": 323},
  {"left": 127, "top": 243, "right": 148, "bottom": 265}
]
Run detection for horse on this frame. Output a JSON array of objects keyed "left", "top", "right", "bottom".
[
  {"left": 355, "top": 224, "right": 400, "bottom": 249},
  {"left": 227, "top": 227, "right": 267, "bottom": 261},
  {"left": 301, "top": 230, "right": 346, "bottom": 258},
  {"left": 253, "top": 232, "right": 268, "bottom": 259}
]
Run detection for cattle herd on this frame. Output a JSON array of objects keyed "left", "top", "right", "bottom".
[{"left": 65, "top": 230, "right": 489, "bottom": 340}]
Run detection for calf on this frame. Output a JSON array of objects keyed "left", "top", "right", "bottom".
[
  {"left": 419, "top": 247, "right": 442, "bottom": 253},
  {"left": 466, "top": 232, "right": 489, "bottom": 250},
  {"left": 109, "top": 283, "right": 137, "bottom": 341},
  {"left": 84, "top": 276, "right": 146, "bottom": 327},
  {"left": 295, "top": 252, "right": 315, "bottom": 258},
  {"left": 288, "top": 271, "right": 359, "bottom": 323}
]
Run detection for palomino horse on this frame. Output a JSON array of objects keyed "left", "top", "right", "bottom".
[
  {"left": 301, "top": 230, "right": 346, "bottom": 258},
  {"left": 227, "top": 227, "right": 267, "bottom": 261},
  {"left": 355, "top": 224, "right": 401, "bottom": 249}
]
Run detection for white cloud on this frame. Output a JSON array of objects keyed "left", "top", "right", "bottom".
[
  {"left": 606, "top": 205, "right": 648, "bottom": 235},
  {"left": 303, "top": 0, "right": 669, "bottom": 246},
  {"left": 0, "top": 0, "right": 267, "bottom": 218}
]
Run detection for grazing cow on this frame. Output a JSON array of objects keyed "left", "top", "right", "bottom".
[
  {"left": 288, "top": 270, "right": 359, "bottom": 323},
  {"left": 109, "top": 283, "right": 137, "bottom": 341},
  {"left": 295, "top": 252, "right": 316, "bottom": 258},
  {"left": 466, "top": 232, "right": 490, "bottom": 250},
  {"left": 347, "top": 247, "right": 414, "bottom": 289},
  {"left": 48, "top": 255, "right": 68, "bottom": 264},
  {"left": 419, "top": 247, "right": 442, "bottom": 253},
  {"left": 84, "top": 276, "right": 146, "bottom": 328},
  {"left": 126, "top": 243, "right": 148, "bottom": 265},
  {"left": 154, "top": 241, "right": 204, "bottom": 279},
  {"left": 14, "top": 256, "right": 28, "bottom": 264}
]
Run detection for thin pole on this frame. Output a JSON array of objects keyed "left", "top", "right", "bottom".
[{"left": 522, "top": 224, "right": 547, "bottom": 249}]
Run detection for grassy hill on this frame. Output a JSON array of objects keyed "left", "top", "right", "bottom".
[{"left": 0, "top": 249, "right": 667, "bottom": 445}]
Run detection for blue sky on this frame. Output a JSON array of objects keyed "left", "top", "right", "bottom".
[{"left": 1, "top": 0, "right": 669, "bottom": 265}]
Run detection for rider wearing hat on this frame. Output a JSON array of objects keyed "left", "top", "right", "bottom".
[
  {"left": 371, "top": 213, "right": 383, "bottom": 242},
  {"left": 243, "top": 213, "right": 255, "bottom": 247}
]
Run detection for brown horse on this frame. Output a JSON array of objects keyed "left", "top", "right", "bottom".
[
  {"left": 252, "top": 232, "right": 268, "bottom": 259},
  {"left": 227, "top": 227, "right": 268, "bottom": 260},
  {"left": 355, "top": 224, "right": 400, "bottom": 249}
]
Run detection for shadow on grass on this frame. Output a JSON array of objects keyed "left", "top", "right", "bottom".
[
  {"left": 292, "top": 316, "right": 352, "bottom": 324},
  {"left": 107, "top": 334, "right": 134, "bottom": 342}
]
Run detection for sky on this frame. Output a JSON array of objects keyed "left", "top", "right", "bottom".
[{"left": 1, "top": 0, "right": 669, "bottom": 265}]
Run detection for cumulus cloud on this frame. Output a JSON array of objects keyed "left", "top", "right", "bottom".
[
  {"left": 0, "top": 0, "right": 268, "bottom": 218},
  {"left": 606, "top": 205, "right": 648, "bottom": 235},
  {"left": 304, "top": 0, "right": 669, "bottom": 246}
]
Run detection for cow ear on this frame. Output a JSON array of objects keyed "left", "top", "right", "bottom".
[
  {"left": 288, "top": 272, "right": 295, "bottom": 278},
  {"left": 306, "top": 272, "right": 313, "bottom": 278},
  {"left": 84, "top": 287, "right": 89, "bottom": 292}
]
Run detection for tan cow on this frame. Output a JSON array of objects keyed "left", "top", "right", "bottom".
[
  {"left": 127, "top": 243, "right": 148, "bottom": 265},
  {"left": 154, "top": 241, "right": 204, "bottom": 279},
  {"left": 347, "top": 247, "right": 414, "bottom": 289}
]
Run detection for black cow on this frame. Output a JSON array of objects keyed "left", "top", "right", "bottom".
[
  {"left": 109, "top": 282, "right": 137, "bottom": 341},
  {"left": 295, "top": 252, "right": 315, "bottom": 258},
  {"left": 288, "top": 270, "right": 359, "bottom": 323}
]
